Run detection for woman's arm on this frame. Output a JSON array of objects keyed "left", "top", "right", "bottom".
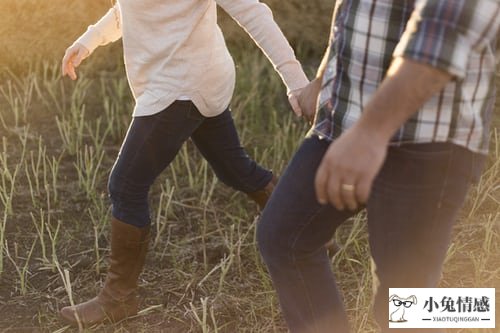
[
  {"left": 62, "top": 5, "right": 123, "bottom": 80},
  {"left": 75, "top": 4, "right": 123, "bottom": 55},
  {"left": 216, "top": 0, "right": 309, "bottom": 94}
]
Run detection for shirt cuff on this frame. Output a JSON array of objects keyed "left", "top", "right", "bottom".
[
  {"left": 75, "top": 26, "right": 104, "bottom": 55},
  {"left": 393, "top": 18, "right": 471, "bottom": 78}
]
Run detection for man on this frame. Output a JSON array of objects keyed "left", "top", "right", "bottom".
[{"left": 257, "top": 0, "right": 499, "bottom": 332}]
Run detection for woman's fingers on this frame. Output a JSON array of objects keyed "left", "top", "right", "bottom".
[
  {"left": 288, "top": 93, "right": 303, "bottom": 117},
  {"left": 61, "top": 50, "right": 72, "bottom": 77},
  {"left": 62, "top": 49, "right": 77, "bottom": 80},
  {"left": 61, "top": 44, "right": 89, "bottom": 80},
  {"left": 74, "top": 47, "right": 89, "bottom": 67}
]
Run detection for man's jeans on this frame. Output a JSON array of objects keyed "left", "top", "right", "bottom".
[
  {"left": 108, "top": 100, "right": 272, "bottom": 227},
  {"left": 257, "top": 135, "right": 485, "bottom": 333}
]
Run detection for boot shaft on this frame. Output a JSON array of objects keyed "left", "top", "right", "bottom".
[{"left": 100, "top": 218, "right": 150, "bottom": 302}]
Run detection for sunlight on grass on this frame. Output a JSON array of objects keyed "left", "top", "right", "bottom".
[
  {"left": 0, "top": 0, "right": 498, "bottom": 332},
  {"left": 0, "top": 52, "right": 498, "bottom": 332}
]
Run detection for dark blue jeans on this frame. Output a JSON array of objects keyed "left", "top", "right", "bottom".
[
  {"left": 108, "top": 100, "right": 272, "bottom": 227},
  {"left": 257, "top": 135, "right": 485, "bottom": 333}
]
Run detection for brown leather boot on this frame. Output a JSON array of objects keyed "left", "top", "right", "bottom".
[
  {"left": 60, "top": 218, "right": 150, "bottom": 326},
  {"left": 246, "top": 175, "right": 278, "bottom": 209}
]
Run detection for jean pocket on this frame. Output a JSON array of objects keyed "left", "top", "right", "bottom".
[
  {"left": 394, "top": 142, "right": 454, "bottom": 157},
  {"left": 379, "top": 143, "right": 454, "bottom": 190}
]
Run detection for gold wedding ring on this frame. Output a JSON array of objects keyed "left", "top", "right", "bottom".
[{"left": 341, "top": 184, "right": 355, "bottom": 192}]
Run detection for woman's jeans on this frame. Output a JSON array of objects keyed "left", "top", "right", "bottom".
[
  {"left": 257, "top": 135, "right": 485, "bottom": 333},
  {"left": 108, "top": 100, "right": 272, "bottom": 227}
]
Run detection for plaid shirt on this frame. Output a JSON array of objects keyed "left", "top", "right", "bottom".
[{"left": 312, "top": 0, "right": 500, "bottom": 154}]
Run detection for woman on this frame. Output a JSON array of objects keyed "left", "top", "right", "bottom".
[{"left": 59, "top": 0, "right": 309, "bottom": 326}]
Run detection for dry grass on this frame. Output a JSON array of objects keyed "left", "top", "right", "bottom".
[{"left": 0, "top": 1, "right": 498, "bottom": 332}]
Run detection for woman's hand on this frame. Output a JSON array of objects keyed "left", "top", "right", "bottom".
[
  {"left": 62, "top": 43, "right": 90, "bottom": 80},
  {"left": 288, "top": 88, "right": 304, "bottom": 118},
  {"left": 296, "top": 77, "right": 322, "bottom": 123},
  {"left": 288, "top": 77, "right": 322, "bottom": 122}
]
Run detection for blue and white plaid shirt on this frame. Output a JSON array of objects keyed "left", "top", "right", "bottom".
[{"left": 312, "top": 0, "right": 500, "bottom": 154}]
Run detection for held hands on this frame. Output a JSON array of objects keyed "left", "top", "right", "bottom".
[
  {"left": 290, "top": 76, "right": 388, "bottom": 211},
  {"left": 288, "top": 89, "right": 303, "bottom": 117},
  {"left": 288, "top": 77, "right": 322, "bottom": 123},
  {"left": 62, "top": 43, "right": 90, "bottom": 80},
  {"left": 314, "top": 124, "right": 388, "bottom": 211}
]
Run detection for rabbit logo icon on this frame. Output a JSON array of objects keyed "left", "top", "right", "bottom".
[{"left": 389, "top": 294, "right": 417, "bottom": 323}]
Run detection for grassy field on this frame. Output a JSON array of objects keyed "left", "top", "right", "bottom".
[{"left": 0, "top": 1, "right": 499, "bottom": 332}]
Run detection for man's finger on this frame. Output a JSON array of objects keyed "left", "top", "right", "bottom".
[
  {"left": 340, "top": 179, "right": 358, "bottom": 211},
  {"left": 314, "top": 161, "right": 329, "bottom": 205},
  {"left": 355, "top": 175, "right": 372, "bottom": 205},
  {"left": 326, "top": 173, "right": 343, "bottom": 210}
]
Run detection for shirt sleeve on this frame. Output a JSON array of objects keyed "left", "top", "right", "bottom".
[
  {"left": 215, "top": 0, "right": 309, "bottom": 93},
  {"left": 393, "top": 0, "right": 500, "bottom": 78},
  {"left": 75, "top": 4, "right": 123, "bottom": 55}
]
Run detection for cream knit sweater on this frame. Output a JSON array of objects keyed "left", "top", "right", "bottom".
[{"left": 76, "top": 0, "right": 309, "bottom": 117}]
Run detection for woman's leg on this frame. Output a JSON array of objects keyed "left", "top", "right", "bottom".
[
  {"left": 108, "top": 100, "right": 205, "bottom": 226},
  {"left": 60, "top": 101, "right": 205, "bottom": 326},
  {"left": 190, "top": 108, "right": 274, "bottom": 207}
]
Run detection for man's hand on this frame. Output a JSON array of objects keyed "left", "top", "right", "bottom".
[
  {"left": 62, "top": 43, "right": 90, "bottom": 80},
  {"left": 314, "top": 125, "right": 388, "bottom": 211},
  {"left": 295, "top": 77, "right": 322, "bottom": 123},
  {"left": 313, "top": 58, "right": 452, "bottom": 211}
]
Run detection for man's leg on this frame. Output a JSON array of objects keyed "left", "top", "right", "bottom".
[
  {"left": 258, "top": 136, "right": 356, "bottom": 333},
  {"left": 367, "top": 143, "right": 485, "bottom": 333}
]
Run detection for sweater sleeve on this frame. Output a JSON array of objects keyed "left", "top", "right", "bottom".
[
  {"left": 215, "top": 0, "right": 309, "bottom": 93},
  {"left": 75, "top": 4, "right": 123, "bottom": 55}
]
